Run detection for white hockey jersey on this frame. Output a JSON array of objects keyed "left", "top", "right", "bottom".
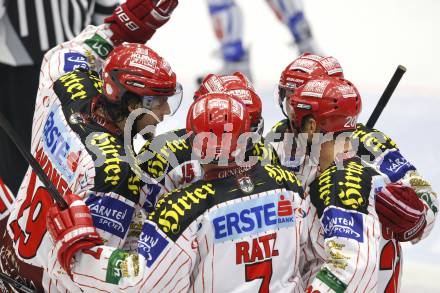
[{"left": 6, "top": 24, "right": 151, "bottom": 292}]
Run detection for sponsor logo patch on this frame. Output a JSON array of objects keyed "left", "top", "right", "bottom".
[
  {"left": 318, "top": 160, "right": 366, "bottom": 209},
  {"left": 106, "top": 249, "right": 129, "bottom": 284},
  {"left": 138, "top": 222, "right": 169, "bottom": 268},
  {"left": 316, "top": 267, "right": 347, "bottom": 293},
  {"left": 86, "top": 194, "right": 134, "bottom": 238},
  {"left": 85, "top": 33, "right": 113, "bottom": 59},
  {"left": 322, "top": 207, "right": 364, "bottom": 242},
  {"left": 142, "top": 183, "right": 161, "bottom": 213},
  {"left": 90, "top": 133, "right": 123, "bottom": 186},
  {"left": 43, "top": 107, "right": 81, "bottom": 182},
  {"left": 152, "top": 183, "right": 216, "bottom": 237},
  {"left": 379, "top": 150, "right": 416, "bottom": 182},
  {"left": 63, "top": 52, "right": 89, "bottom": 72},
  {"left": 211, "top": 191, "right": 295, "bottom": 242}
]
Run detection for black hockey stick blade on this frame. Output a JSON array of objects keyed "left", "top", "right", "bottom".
[
  {"left": 0, "top": 112, "right": 68, "bottom": 209},
  {"left": 0, "top": 272, "right": 36, "bottom": 293},
  {"left": 366, "top": 65, "right": 407, "bottom": 128}
]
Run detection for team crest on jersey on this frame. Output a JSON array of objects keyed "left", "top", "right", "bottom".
[{"left": 237, "top": 176, "right": 254, "bottom": 193}]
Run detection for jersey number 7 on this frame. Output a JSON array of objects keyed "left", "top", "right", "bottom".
[{"left": 245, "top": 259, "right": 273, "bottom": 293}]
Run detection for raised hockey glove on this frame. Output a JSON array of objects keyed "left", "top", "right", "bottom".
[
  {"left": 376, "top": 183, "right": 426, "bottom": 242},
  {"left": 47, "top": 193, "right": 103, "bottom": 277},
  {"left": 105, "top": 0, "right": 179, "bottom": 45}
]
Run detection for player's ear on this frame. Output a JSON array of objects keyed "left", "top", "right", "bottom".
[
  {"left": 305, "top": 117, "right": 317, "bottom": 135},
  {"left": 127, "top": 101, "right": 142, "bottom": 113}
]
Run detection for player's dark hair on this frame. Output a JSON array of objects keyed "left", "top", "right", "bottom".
[{"left": 100, "top": 91, "right": 141, "bottom": 122}]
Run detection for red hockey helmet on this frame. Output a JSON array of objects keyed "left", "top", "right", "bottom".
[
  {"left": 194, "top": 72, "right": 263, "bottom": 133},
  {"left": 186, "top": 92, "right": 251, "bottom": 162},
  {"left": 289, "top": 77, "right": 362, "bottom": 133},
  {"left": 278, "top": 53, "right": 344, "bottom": 117},
  {"left": 102, "top": 43, "right": 182, "bottom": 115}
]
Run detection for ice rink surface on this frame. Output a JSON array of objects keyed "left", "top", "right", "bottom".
[{"left": 144, "top": 0, "right": 439, "bottom": 290}]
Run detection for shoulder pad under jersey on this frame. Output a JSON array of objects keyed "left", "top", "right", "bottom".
[
  {"left": 309, "top": 156, "right": 379, "bottom": 218},
  {"left": 86, "top": 131, "right": 141, "bottom": 203},
  {"left": 265, "top": 119, "right": 290, "bottom": 142},
  {"left": 352, "top": 123, "right": 399, "bottom": 162},
  {"left": 54, "top": 69, "right": 102, "bottom": 106},
  {"left": 138, "top": 128, "right": 192, "bottom": 184},
  {"left": 249, "top": 141, "right": 280, "bottom": 166}
]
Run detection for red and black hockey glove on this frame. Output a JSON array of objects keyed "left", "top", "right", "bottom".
[
  {"left": 46, "top": 193, "right": 103, "bottom": 277},
  {"left": 105, "top": 0, "right": 179, "bottom": 45},
  {"left": 376, "top": 183, "right": 427, "bottom": 242}
]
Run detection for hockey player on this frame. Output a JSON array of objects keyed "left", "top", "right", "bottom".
[
  {"left": 285, "top": 77, "right": 382, "bottom": 291},
  {"left": 45, "top": 92, "right": 314, "bottom": 292},
  {"left": 4, "top": 0, "right": 179, "bottom": 291},
  {"left": 202, "top": 0, "right": 319, "bottom": 80},
  {"left": 137, "top": 71, "right": 278, "bottom": 207},
  {"left": 267, "top": 54, "right": 438, "bottom": 291}
]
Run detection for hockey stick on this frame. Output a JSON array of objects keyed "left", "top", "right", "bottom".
[
  {"left": 0, "top": 272, "right": 36, "bottom": 293},
  {"left": 0, "top": 112, "right": 68, "bottom": 209},
  {"left": 366, "top": 65, "right": 407, "bottom": 128}
]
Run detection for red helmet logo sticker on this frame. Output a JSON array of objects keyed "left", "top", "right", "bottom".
[
  {"left": 338, "top": 84, "right": 357, "bottom": 98},
  {"left": 289, "top": 58, "right": 317, "bottom": 74},
  {"left": 230, "top": 99, "right": 244, "bottom": 119},
  {"left": 129, "top": 53, "right": 157, "bottom": 74},
  {"left": 205, "top": 75, "right": 225, "bottom": 93},
  {"left": 192, "top": 99, "right": 206, "bottom": 119},
  {"left": 301, "top": 80, "right": 331, "bottom": 98},
  {"left": 228, "top": 89, "right": 252, "bottom": 105},
  {"left": 319, "top": 56, "right": 343, "bottom": 75}
]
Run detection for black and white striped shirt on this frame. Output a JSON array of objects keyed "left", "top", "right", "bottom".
[{"left": 0, "top": 0, "right": 118, "bottom": 66}]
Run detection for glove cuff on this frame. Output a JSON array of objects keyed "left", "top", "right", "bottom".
[
  {"left": 105, "top": 5, "right": 155, "bottom": 45},
  {"left": 62, "top": 239, "right": 103, "bottom": 278}
]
